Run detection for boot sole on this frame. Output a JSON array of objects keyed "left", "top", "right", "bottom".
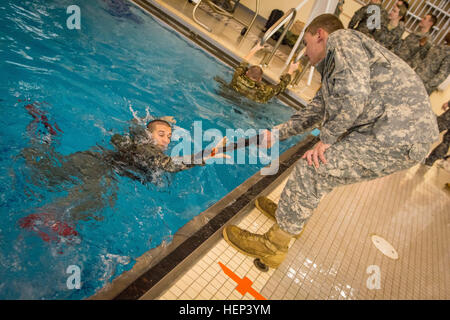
[{"left": 222, "top": 227, "right": 281, "bottom": 269}]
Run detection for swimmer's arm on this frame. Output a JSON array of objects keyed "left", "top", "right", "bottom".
[{"left": 158, "top": 153, "right": 205, "bottom": 173}]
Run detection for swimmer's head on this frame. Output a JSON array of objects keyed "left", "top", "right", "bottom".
[
  {"left": 245, "top": 65, "right": 263, "bottom": 82},
  {"left": 146, "top": 119, "right": 172, "bottom": 150}
]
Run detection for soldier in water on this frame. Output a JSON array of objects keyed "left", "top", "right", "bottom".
[
  {"left": 227, "top": 43, "right": 300, "bottom": 104},
  {"left": 20, "top": 109, "right": 228, "bottom": 242}
]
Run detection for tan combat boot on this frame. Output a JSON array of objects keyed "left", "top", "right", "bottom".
[
  {"left": 223, "top": 223, "right": 294, "bottom": 268},
  {"left": 255, "top": 196, "right": 277, "bottom": 220},
  {"left": 255, "top": 196, "right": 304, "bottom": 239}
]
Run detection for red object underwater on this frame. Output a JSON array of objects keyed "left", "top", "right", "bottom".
[{"left": 18, "top": 213, "right": 79, "bottom": 243}]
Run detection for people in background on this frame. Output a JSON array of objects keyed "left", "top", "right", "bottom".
[
  {"left": 373, "top": 3, "right": 407, "bottom": 51},
  {"left": 348, "top": 0, "right": 389, "bottom": 38},
  {"left": 411, "top": 32, "right": 450, "bottom": 95},
  {"left": 395, "top": 13, "right": 437, "bottom": 66}
]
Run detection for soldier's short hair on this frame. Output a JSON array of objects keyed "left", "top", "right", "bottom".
[
  {"left": 397, "top": 0, "right": 409, "bottom": 9},
  {"left": 398, "top": 4, "right": 408, "bottom": 20},
  {"left": 428, "top": 13, "right": 438, "bottom": 27},
  {"left": 147, "top": 119, "right": 171, "bottom": 132},
  {"left": 305, "top": 14, "right": 344, "bottom": 35},
  {"left": 246, "top": 65, "right": 263, "bottom": 81}
]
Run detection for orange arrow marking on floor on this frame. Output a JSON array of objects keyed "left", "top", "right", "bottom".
[{"left": 218, "top": 262, "right": 266, "bottom": 300}]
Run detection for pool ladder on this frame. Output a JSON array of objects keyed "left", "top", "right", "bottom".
[{"left": 191, "top": 0, "right": 260, "bottom": 43}]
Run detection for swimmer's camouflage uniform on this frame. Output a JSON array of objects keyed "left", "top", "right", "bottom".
[
  {"left": 425, "top": 106, "right": 450, "bottom": 166},
  {"left": 22, "top": 124, "right": 203, "bottom": 221},
  {"left": 110, "top": 125, "right": 204, "bottom": 175},
  {"left": 230, "top": 62, "right": 291, "bottom": 103},
  {"left": 395, "top": 31, "right": 431, "bottom": 66},
  {"left": 273, "top": 29, "right": 439, "bottom": 235},
  {"left": 373, "top": 22, "right": 405, "bottom": 52},
  {"left": 348, "top": 3, "right": 389, "bottom": 38},
  {"left": 411, "top": 44, "right": 450, "bottom": 95}
]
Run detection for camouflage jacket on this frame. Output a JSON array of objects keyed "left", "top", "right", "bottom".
[
  {"left": 230, "top": 62, "right": 291, "bottom": 103},
  {"left": 110, "top": 125, "right": 203, "bottom": 175},
  {"left": 395, "top": 31, "right": 431, "bottom": 66},
  {"left": 276, "top": 29, "right": 439, "bottom": 148},
  {"left": 348, "top": 3, "right": 389, "bottom": 38},
  {"left": 373, "top": 22, "right": 405, "bottom": 52},
  {"left": 413, "top": 44, "right": 450, "bottom": 95}
]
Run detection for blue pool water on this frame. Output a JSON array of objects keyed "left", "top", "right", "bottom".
[{"left": 0, "top": 0, "right": 307, "bottom": 299}]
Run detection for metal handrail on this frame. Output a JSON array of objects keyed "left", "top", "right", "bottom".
[{"left": 259, "top": 8, "right": 297, "bottom": 67}]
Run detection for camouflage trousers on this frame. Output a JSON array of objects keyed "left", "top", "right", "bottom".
[
  {"left": 275, "top": 132, "right": 431, "bottom": 235},
  {"left": 425, "top": 109, "right": 450, "bottom": 166}
]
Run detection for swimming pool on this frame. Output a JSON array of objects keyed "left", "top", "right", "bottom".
[{"left": 0, "top": 0, "right": 304, "bottom": 299}]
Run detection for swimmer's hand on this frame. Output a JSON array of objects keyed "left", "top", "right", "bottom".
[
  {"left": 288, "top": 61, "right": 301, "bottom": 75},
  {"left": 204, "top": 136, "right": 231, "bottom": 160},
  {"left": 260, "top": 129, "right": 273, "bottom": 149}
]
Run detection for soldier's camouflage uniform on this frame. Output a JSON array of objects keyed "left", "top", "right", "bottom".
[
  {"left": 348, "top": 3, "right": 389, "bottom": 38},
  {"left": 230, "top": 61, "right": 291, "bottom": 103},
  {"left": 273, "top": 29, "right": 439, "bottom": 235},
  {"left": 22, "top": 124, "right": 203, "bottom": 220},
  {"left": 395, "top": 31, "right": 431, "bottom": 66},
  {"left": 411, "top": 44, "right": 450, "bottom": 95},
  {"left": 425, "top": 106, "right": 450, "bottom": 166},
  {"left": 373, "top": 22, "right": 405, "bottom": 51}
]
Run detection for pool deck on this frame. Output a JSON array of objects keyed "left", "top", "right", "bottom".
[{"left": 102, "top": 0, "right": 450, "bottom": 300}]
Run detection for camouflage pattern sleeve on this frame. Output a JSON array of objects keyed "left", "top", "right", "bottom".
[
  {"left": 348, "top": 5, "right": 366, "bottom": 29},
  {"left": 319, "top": 40, "right": 371, "bottom": 145},
  {"left": 137, "top": 144, "right": 205, "bottom": 173},
  {"left": 275, "top": 88, "right": 325, "bottom": 141},
  {"left": 155, "top": 153, "right": 203, "bottom": 173},
  {"left": 232, "top": 61, "right": 249, "bottom": 79},
  {"left": 272, "top": 74, "right": 292, "bottom": 96},
  {"left": 424, "top": 51, "right": 450, "bottom": 94}
]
